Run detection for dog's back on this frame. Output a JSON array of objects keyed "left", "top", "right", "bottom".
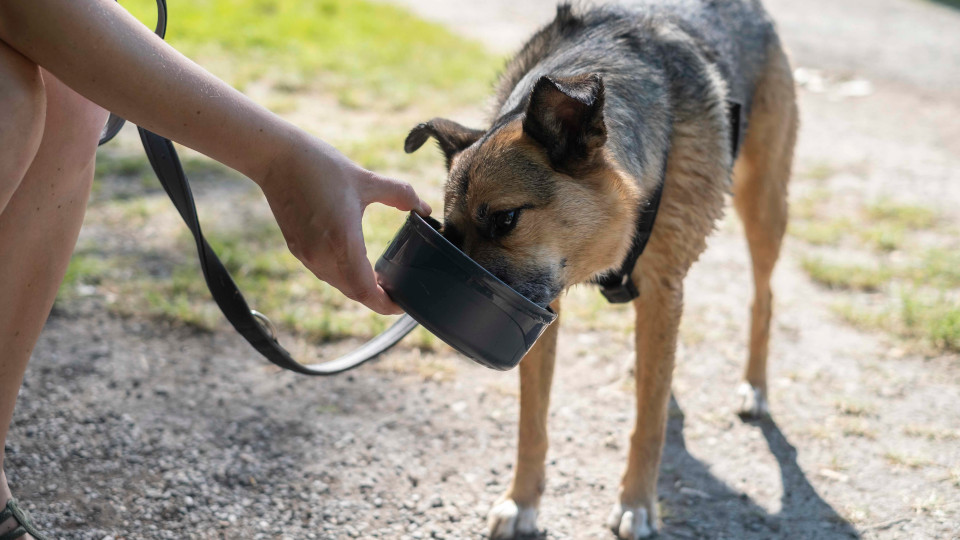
[{"left": 493, "top": 1, "right": 781, "bottom": 187}]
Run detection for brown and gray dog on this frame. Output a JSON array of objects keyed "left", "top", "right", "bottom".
[{"left": 404, "top": 1, "right": 796, "bottom": 538}]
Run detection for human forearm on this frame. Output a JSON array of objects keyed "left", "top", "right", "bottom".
[{"left": 0, "top": 0, "right": 293, "bottom": 184}]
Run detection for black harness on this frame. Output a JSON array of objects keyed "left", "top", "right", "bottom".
[{"left": 596, "top": 101, "right": 743, "bottom": 303}]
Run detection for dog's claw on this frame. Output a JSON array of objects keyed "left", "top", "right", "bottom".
[
  {"left": 737, "top": 382, "right": 769, "bottom": 418},
  {"left": 488, "top": 499, "right": 538, "bottom": 539},
  {"left": 607, "top": 503, "right": 656, "bottom": 539}
]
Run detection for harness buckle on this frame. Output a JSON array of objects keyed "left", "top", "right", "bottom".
[{"left": 598, "top": 274, "right": 640, "bottom": 304}]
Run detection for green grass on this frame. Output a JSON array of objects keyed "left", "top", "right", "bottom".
[
  {"left": 122, "top": 0, "right": 502, "bottom": 109},
  {"left": 902, "top": 292, "right": 960, "bottom": 352},
  {"left": 794, "top": 191, "right": 959, "bottom": 353},
  {"left": 833, "top": 291, "right": 960, "bottom": 353},
  {"left": 789, "top": 219, "right": 849, "bottom": 246},
  {"left": 801, "top": 257, "right": 890, "bottom": 292},
  {"left": 59, "top": 251, "right": 114, "bottom": 300},
  {"left": 907, "top": 249, "right": 960, "bottom": 288},
  {"left": 864, "top": 199, "right": 939, "bottom": 230}
]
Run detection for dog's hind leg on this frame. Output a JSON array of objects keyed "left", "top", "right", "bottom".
[
  {"left": 488, "top": 299, "right": 560, "bottom": 539},
  {"left": 731, "top": 40, "right": 797, "bottom": 418}
]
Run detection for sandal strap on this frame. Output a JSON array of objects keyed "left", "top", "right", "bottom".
[
  {"left": 0, "top": 500, "right": 47, "bottom": 540},
  {"left": 0, "top": 526, "right": 28, "bottom": 540}
]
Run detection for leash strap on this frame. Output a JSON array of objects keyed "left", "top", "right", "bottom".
[
  {"left": 97, "top": 0, "right": 419, "bottom": 375},
  {"left": 597, "top": 101, "right": 743, "bottom": 303}
]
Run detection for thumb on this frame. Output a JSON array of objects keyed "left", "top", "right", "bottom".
[{"left": 363, "top": 173, "right": 432, "bottom": 216}]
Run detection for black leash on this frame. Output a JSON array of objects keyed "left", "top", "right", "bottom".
[
  {"left": 99, "top": 0, "right": 418, "bottom": 376},
  {"left": 596, "top": 101, "right": 743, "bottom": 303}
]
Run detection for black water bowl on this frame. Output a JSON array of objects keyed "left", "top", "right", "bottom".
[{"left": 375, "top": 212, "right": 557, "bottom": 370}]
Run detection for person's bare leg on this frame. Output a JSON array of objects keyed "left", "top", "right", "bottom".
[
  {"left": 0, "top": 59, "right": 108, "bottom": 537},
  {"left": 0, "top": 41, "right": 45, "bottom": 215}
]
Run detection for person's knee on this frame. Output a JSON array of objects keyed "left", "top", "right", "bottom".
[
  {"left": 41, "top": 71, "right": 108, "bottom": 166},
  {"left": 0, "top": 49, "right": 46, "bottom": 154}
]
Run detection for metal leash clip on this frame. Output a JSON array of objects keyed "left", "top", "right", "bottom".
[{"left": 250, "top": 310, "right": 278, "bottom": 342}]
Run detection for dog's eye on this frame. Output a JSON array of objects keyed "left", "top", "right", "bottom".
[{"left": 490, "top": 209, "right": 521, "bottom": 238}]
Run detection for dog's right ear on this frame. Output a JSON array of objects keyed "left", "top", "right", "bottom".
[
  {"left": 523, "top": 74, "right": 606, "bottom": 172},
  {"left": 404, "top": 118, "right": 484, "bottom": 169}
]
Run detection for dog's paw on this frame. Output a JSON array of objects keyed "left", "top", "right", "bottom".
[
  {"left": 607, "top": 502, "right": 656, "bottom": 539},
  {"left": 737, "top": 382, "right": 769, "bottom": 418},
  {"left": 488, "top": 499, "right": 538, "bottom": 539}
]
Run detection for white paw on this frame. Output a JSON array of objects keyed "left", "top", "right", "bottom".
[
  {"left": 607, "top": 502, "right": 656, "bottom": 539},
  {"left": 488, "top": 499, "right": 538, "bottom": 539},
  {"left": 737, "top": 382, "right": 769, "bottom": 418}
]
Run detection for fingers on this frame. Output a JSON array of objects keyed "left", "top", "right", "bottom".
[
  {"left": 332, "top": 226, "right": 404, "bottom": 316},
  {"left": 362, "top": 172, "right": 432, "bottom": 216}
]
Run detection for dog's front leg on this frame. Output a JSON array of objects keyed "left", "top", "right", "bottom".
[
  {"left": 488, "top": 299, "right": 560, "bottom": 539},
  {"left": 608, "top": 274, "right": 682, "bottom": 540}
]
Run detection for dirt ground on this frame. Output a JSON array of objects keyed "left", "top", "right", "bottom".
[{"left": 6, "top": 0, "right": 960, "bottom": 539}]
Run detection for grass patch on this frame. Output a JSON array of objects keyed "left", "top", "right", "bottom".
[
  {"left": 794, "top": 192, "right": 959, "bottom": 353},
  {"left": 790, "top": 219, "right": 849, "bottom": 246},
  {"left": 122, "top": 0, "right": 502, "bottom": 109},
  {"left": 801, "top": 257, "right": 890, "bottom": 292},
  {"left": 907, "top": 249, "right": 960, "bottom": 288},
  {"left": 902, "top": 292, "right": 960, "bottom": 352},
  {"left": 902, "top": 424, "right": 960, "bottom": 441},
  {"left": 883, "top": 451, "right": 932, "bottom": 469},
  {"left": 58, "top": 252, "right": 115, "bottom": 302},
  {"left": 832, "top": 291, "right": 960, "bottom": 353},
  {"left": 864, "top": 199, "right": 938, "bottom": 230}
]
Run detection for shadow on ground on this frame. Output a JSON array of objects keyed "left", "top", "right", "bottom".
[{"left": 657, "top": 395, "right": 859, "bottom": 539}]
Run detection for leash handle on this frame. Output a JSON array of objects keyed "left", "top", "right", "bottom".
[{"left": 137, "top": 128, "right": 419, "bottom": 375}]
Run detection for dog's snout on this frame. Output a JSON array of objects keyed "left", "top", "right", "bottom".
[{"left": 441, "top": 223, "right": 465, "bottom": 250}]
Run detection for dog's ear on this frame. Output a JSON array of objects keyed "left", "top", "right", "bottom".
[
  {"left": 522, "top": 74, "right": 607, "bottom": 171},
  {"left": 404, "top": 118, "right": 485, "bottom": 169}
]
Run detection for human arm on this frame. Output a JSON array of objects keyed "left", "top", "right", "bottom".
[{"left": 0, "top": 0, "right": 430, "bottom": 314}]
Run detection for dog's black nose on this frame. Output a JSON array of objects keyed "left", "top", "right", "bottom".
[
  {"left": 440, "top": 222, "right": 465, "bottom": 250},
  {"left": 422, "top": 215, "right": 442, "bottom": 231}
]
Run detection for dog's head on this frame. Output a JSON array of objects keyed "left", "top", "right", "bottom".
[{"left": 405, "top": 74, "right": 639, "bottom": 306}]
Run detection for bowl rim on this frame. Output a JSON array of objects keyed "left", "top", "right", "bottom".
[{"left": 397, "top": 212, "right": 557, "bottom": 323}]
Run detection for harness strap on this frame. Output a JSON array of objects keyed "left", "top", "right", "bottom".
[
  {"left": 596, "top": 101, "right": 743, "bottom": 303},
  {"left": 98, "top": 0, "right": 418, "bottom": 375}
]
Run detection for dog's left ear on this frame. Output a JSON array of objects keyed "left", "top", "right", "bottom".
[
  {"left": 523, "top": 74, "right": 607, "bottom": 171},
  {"left": 404, "top": 118, "right": 485, "bottom": 169}
]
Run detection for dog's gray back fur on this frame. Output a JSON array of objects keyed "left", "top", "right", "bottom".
[{"left": 492, "top": 0, "right": 779, "bottom": 188}]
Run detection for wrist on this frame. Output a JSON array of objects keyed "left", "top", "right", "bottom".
[{"left": 250, "top": 122, "right": 306, "bottom": 190}]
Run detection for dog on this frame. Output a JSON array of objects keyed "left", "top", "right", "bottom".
[{"left": 403, "top": 2, "right": 796, "bottom": 538}]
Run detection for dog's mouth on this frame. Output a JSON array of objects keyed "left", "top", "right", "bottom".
[
  {"left": 423, "top": 214, "right": 559, "bottom": 307},
  {"left": 423, "top": 214, "right": 444, "bottom": 233}
]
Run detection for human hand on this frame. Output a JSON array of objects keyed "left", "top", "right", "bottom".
[{"left": 258, "top": 131, "right": 431, "bottom": 315}]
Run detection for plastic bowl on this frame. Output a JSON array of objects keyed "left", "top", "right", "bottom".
[{"left": 375, "top": 212, "right": 557, "bottom": 370}]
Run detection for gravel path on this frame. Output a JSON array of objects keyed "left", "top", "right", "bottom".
[{"left": 7, "top": 0, "right": 960, "bottom": 539}]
